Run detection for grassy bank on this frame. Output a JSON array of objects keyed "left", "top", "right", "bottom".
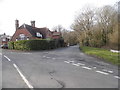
[{"left": 80, "top": 46, "right": 119, "bottom": 65}]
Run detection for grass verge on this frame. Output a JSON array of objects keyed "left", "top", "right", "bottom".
[{"left": 80, "top": 46, "right": 119, "bottom": 65}]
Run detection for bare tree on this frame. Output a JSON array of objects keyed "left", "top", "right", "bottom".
[
  {"left": 52, "top": 25, "right": 64, "bottom": 32},
  {"left": 71, "top": 3, "right": 118, "bottom": 49}
]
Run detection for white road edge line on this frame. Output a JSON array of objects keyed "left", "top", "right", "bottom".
[
  {"left": 96, "top": 70, "right": 109, "bottom": 75},
  {"left": 114, "top": 76, "right": 120, "bottom": 79},
  {"left": 82, "top": 66, "right": 92, "bottom": 70},
  {"left": 13, "top": 63, "right": 34, "bottom": 89},
  {"left": 3, "top": 55, "right": 11, "bottom": 61}
]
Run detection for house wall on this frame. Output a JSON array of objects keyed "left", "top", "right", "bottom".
[
  {"left": 52, "top": 35, "right": 61, "bottom": 39},
  {"left": 46, "top": 30, "right": 53, "bottom": 39},
  {"left": 11, "top": 29, "right": 33, "bottom": 41},
  {"left": 11, "top": 27, "right": 62, "bottom": 41}
]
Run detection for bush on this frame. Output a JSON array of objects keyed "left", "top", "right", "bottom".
[
  {"left": 8, "top": 39, "right": 64, "bottom": 51},
  {"left": 8, "top": 41, "right": 14, "bottom": 49}
]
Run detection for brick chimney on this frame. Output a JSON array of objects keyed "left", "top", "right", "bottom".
[
  {"left": 31, "top": 21, "right": 35, "bottom": 27},
  {"left": 15, "top": 19, "right": 19, "bottom": 30}
]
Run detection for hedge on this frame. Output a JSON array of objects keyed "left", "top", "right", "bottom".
[{"left": 8, "top": 39, "right": 64, "bottom": 50}]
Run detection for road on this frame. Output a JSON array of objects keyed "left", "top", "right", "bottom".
[{"left": 0, "top": 45, "right": 119, "bottom": 89}]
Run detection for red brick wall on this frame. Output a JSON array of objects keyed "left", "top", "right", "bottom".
[
  {"left": 46, "top": 31, "right": 53, "bottom": 39},
  {"left": 11, "top": 29, "right": 33, "bottom": 41},
  {"left": 52, "top": 35, "right": 61, "bottom": 39}
]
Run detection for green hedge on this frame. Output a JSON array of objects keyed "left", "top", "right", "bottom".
[
  {"left": 8, "top": 39, "right": 64, "bottom": 50},
  {"left": 8, "top": 41, "right": 14, "bottom": 49}
]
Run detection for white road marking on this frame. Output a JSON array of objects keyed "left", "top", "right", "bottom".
[
  {"left": 114, "top": 76, "right": 120, "bottom": 79},
  {"left": 82, "top": 66, "right": 92, "bottom": 70},
  {"left": 0, "top": 53, "right": 2, "bottom": 55},
  {"left": 72, "top": 63, "right": 79, "bottom": 66},
  {"left": 13, "top": 63, "right": 34, "bottom": 89},
  {"left": 103, "top": 69, "right": 113, "bottom": 73},
  {"left": 46, "top": 57, "right": 50, "bottom": 59},
  {"left": 77, "top": 63, "right": 85, "bottom": 66},
  {"left": 64, "top": 61, "right": 70, "bottom": 63},
  {"left": 3, "top": 55, "right": 11, "bottom": 61},
  {"left": 96, "top": 71, "right": 109, "bottom": 75},
  {"left": 108, "top": 70, "right": 113, "bottom": 73}
]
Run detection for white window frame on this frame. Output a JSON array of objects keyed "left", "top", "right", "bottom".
[{"left": 36, "top": 32, "right": 42, "bottom": 37}]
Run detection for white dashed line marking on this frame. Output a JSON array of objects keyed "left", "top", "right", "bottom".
[
  {"left": 96, "top": 71, "right": 109, "bottom": 75},
  {"left": 114, "top": 76, "right": 120, "bottom": 79},
  {"left": 64, "top": 61, "right": 70, "bottom": 63},
  {"left": 3, "top": 55, "right": 11, "bottom": 61},
  {"left": 72, "top": 63, "right": 80, "bottom": 66},
  {"left": 82, "top": 66, "right": 92, "bottom": 70},
  {"left": 13, "top": 63, "right": 34, "bottom": 89},
  {"left": 46, "top": 57, "right": 50, "bottom": 59},
  {"left": 103, "top": 69, "right": 113, "bottom": 73},
  {"left": 77, "top": 63, "right": 85, "bottom": 66},
  {"left": 108, "top": 70, "right": 113, "bottom": 73}
]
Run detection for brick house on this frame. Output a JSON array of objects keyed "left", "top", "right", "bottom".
[
  {"left": 0, "top": 33, "right": 11, "bottom": 45},
  {"left": 11, "top": 20, "right": 61, "bottom": 41}
]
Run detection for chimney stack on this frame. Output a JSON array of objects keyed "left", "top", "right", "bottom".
[
  {"left": 15, "top": 19, "right": 19, "bottom": 30},
  {"left": 31, "top": 21, "right": 35, "bottom": 27}
]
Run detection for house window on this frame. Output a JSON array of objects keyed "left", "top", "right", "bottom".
[
  {"left": 36, "top": 32, "right": 42, "bottom": 37},
  {"left": 19, "top": 34, "right": 25, "bottom": 40}
]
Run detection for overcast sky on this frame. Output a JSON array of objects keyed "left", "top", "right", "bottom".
[{"left": 0, "top": 0, "right": 118, "bottom": 36}]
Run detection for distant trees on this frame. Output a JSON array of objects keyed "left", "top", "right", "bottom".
[
  {"left": 52, "top": 25, "right": 78, "bottom": 45},
  {"left": 71, "top": 2, "right": 119, "bottom": 50}
]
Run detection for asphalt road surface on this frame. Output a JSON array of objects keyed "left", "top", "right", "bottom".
[{"left": 0, "top": 45, "right": 119, "bottom": 89}]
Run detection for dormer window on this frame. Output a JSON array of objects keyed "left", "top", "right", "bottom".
[{"left": 36, "top": 32, "right": 42, "bottom": 37}]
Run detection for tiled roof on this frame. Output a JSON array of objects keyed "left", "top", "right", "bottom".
[{"left": 18, "top": 24, "right": 48, "bottom": 38}]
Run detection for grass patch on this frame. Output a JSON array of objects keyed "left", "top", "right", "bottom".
[{"left": 80, "top": 46, "right": 119, "bottom": 65}]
